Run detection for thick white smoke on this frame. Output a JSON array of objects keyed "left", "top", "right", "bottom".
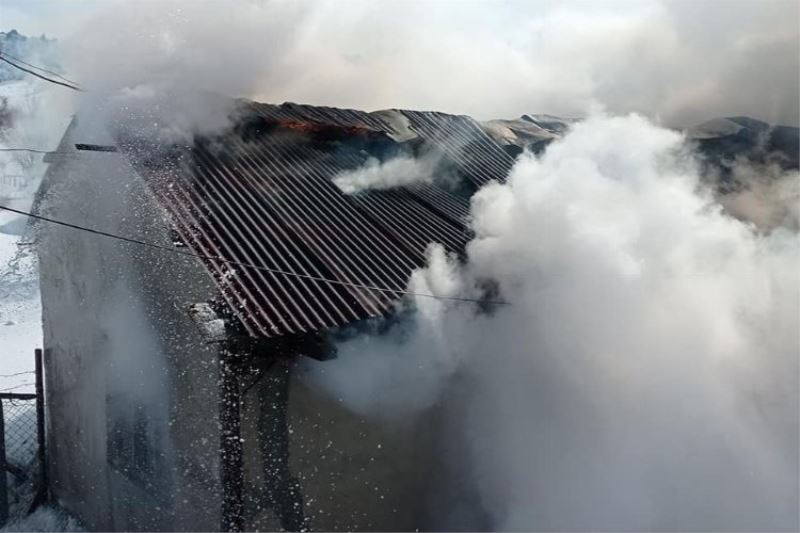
[
  {"left": 303, "top": 114, "right": 800, "bottom": 530},
  {"left": 718, "top": 162, "right": 800, "bottom": 233},
  {"left": 3, "top": 2, "right": 797, "bottom": 529},
  {"left": 11, "top": 0, "right": 794, "bottom": 128},
  {"left": 333, "top": 155, "right": 438, "bottom": 194}
]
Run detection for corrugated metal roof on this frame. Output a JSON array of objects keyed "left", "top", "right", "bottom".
[{"left": 121, "top": 101, "right": 513, "bottom": 338}]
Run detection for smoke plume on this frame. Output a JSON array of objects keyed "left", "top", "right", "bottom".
[
  {"left": 718, "top": 162, "right": 800, "bottom": 232},
  {"left": 2, "top": 2, "right": 797, "bottom": 529},
  {"left": 303, "top": 114, "right": 799, "bottom": 530},
  {"left": 333, "top": 154, "right": 439, "bottom": 194},
  {"left": 15, "top": 0, "right": 794, "bottom": 129}
]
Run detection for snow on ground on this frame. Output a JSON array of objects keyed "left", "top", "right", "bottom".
[
  {"left": 0, "top": 77, "right": 76, "bottom": 530},
  {"left": 0, "top": 232, "right": 40, "bottom": 394},
  {"left": 0, "top": 79, "right": 71, "bottom": 393}
]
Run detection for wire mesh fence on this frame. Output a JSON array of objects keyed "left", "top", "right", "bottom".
[
  {"left": 0, "top": 350, "right": 46, "bottom": 527},
  {"left": 3, "top": 396, "right": 38, "bottom": 472},
  {"left": 1, "top": 394, "right": 40, "bottom": 525}
]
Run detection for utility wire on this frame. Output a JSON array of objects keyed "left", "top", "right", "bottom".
[
  {"left": 0, "top": 50, "right": 505, "bottom": 306},
  {"left": 0, "top": 53, "right": 83, "bottom": 91},
  {"left": 0, "top": 382, "right": 34, "bottom": 392},
  {"left": 0, "top": 204, "right": 509, "bottom": 306},
  {"left": 0, "top": 148, "right": 70, "bottom": 155},
  {"left": 0, "top": 371, "right": 35, "bottom": 378},
  {"left": 0, "top": 50, "right": 79, "bottom": 86}
]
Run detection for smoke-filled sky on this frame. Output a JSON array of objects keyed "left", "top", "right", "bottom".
[
  {"left": 1, "top": 0, "right": 798, "bottom": 126},
  {"left": 306, "top": 114, "right": 800, "bottom": 530},
  {"left": 1, "top": 2, "right": 798, "bottom": 531}
]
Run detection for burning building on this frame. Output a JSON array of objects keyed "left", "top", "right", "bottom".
[
  {"left": 34, "top": 99, "right": 516, "bottom": 531},
  {"left": 33, "top": 96, "right": 798, "bottom": 531}
]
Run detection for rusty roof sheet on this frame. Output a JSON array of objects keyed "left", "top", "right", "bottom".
[{"left": 122, "top": 100, "right": 514, "bottom": 338}]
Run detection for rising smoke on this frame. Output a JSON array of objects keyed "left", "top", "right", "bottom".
[
  {"left": 718, "top": 162, "right": 800, "bottom": 233},
  {"left": 303, "top": 114, "right": 800, "bottom": 530},
  {"left": 32, "top": 0, "right": 797, "bottom": 128},
  {"left": 333, "top": 154, "right": 438, "bottom": 193},
  {"left": 3, "top": 1, "right": 797, "bottom": 530}
]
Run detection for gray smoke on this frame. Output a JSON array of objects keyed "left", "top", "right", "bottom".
[
  {"left": 718, "top": 163, "right": 800, "bottom": 232},
  {"left": 333, "top": 154, "right": 439, "bottom": 194},
  {"left": 11, "top": 0, "right": 794, "bottom": 129},
  {"left": 304, "top": 114, "right": 800, "bottom": 530},
  {"left": 3, "top": 2, "right": 797, "bottom": 530}
]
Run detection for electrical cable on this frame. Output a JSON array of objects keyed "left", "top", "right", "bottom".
[
  {"left": 0, "top": 53, "right": 83, "bottom": 91},
  {"left": 0, "top": 204, "right": 509, "bottom": 306},
  {"left": 0, "top": 148, "right": 70, "bottom": 155},
  {"left": 0, "top": 382, "right": 34, "bottom": 392},
  {"left": 0, "top": 371, "right": 35, "bottom": 378},
  {"left": 0, "top": 50, "right": 79, "bottom": 86}
]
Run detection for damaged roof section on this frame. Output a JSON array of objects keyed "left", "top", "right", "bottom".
[{"left": 119, "top": 100, "right": 514, "bottom": 339}]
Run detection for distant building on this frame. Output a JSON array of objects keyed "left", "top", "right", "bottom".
[{"left": 34, "top": 100, "right": 515, "bottom": 531}]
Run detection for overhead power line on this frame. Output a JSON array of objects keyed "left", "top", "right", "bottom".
[
  {"left": 0, "top": 371, "right": 35, "bottom": 379},
  {"left": 0, "top": 146, "right": 115, "bottom": 155},
  {"left": 0, "top": 50, "right": 79, "bottom": 86},
  {"left": 0, "top": 148, "right": 70, "bottom": 155},
  {"left": 0, "top": 204, "right": 509, "bottom": 306},
  {"left": 0, "top": 53, "right": 83, "bottom": 91},
  {"left": 0, "top": 382, "right": 34, "bottom": 392}
]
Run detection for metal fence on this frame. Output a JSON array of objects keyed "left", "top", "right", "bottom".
[{"left": 0, "top": 349, "right": 46, "bottom": 527}]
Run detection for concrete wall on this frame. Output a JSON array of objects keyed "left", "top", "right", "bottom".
[
  {"left": 241, "top": 358, "right": 440, "bottom": 531},
  {"left": 37, "top": 117, "right": 223, "bottom": 531}
]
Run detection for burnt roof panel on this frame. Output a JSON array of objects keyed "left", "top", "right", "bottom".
[{"left": 121, "top": 100, "right": 512, "bottom": 338}]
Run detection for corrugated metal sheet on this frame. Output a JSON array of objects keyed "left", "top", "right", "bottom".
[
  {"left": 122, "top": 101, "right": 512, "bottom": 338},
  {"left": 395, "top": 110, "right": 517, "bottom": 187}
]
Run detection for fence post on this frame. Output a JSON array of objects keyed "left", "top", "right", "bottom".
[
  {"left": 34, "top": 349, "right": 47, "bottom": 503},
  {"left": 0, "top": 399, "right": 8, "bottom": 527}
]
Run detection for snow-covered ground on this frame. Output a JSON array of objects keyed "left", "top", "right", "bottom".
[
  {"left": 0, "top": 77, "right": 78, "bottom": 529},
  {"left": 0, "top": 79, "right": 71, "bottom": 394},
  {"left": 0, "top": 231, "right": 41, "bottom": 394}
]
